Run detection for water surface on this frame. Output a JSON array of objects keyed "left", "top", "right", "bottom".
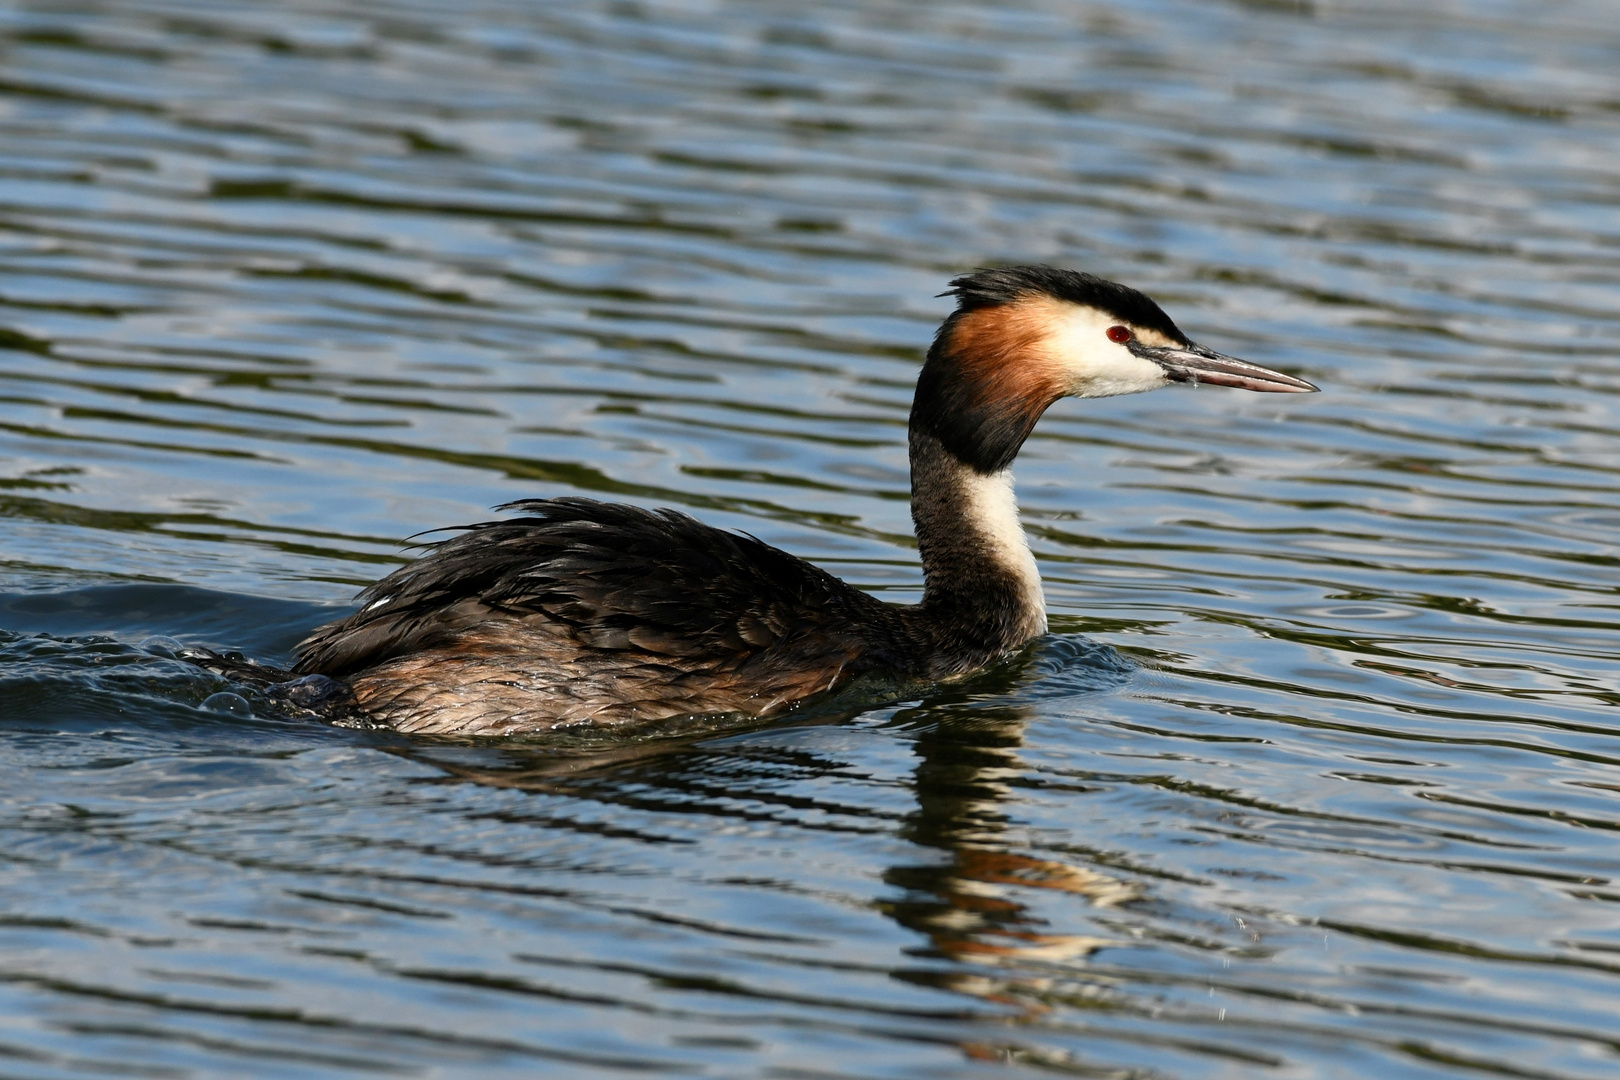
[{"left": 2, "top": 0, "right": 1620, "bottom": 1076}]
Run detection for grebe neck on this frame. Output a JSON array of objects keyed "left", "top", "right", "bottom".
[{"left": 908, "top": 429, "right": 1047, "bottom": 670}]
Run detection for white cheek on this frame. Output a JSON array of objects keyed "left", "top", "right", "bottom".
[
  {"left": 1077, "top": 353, "right": 1170, "bottom": 397},
  {"left": 1045, "top": 312, "right": 1169, "bottom": 398}
]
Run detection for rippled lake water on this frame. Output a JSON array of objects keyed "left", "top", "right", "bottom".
[{"left": 2, "top": 0, "right": 1620, "bottom": 1076}]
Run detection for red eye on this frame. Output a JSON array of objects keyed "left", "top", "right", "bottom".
[{"left": 1106, "top": 325, "right": 1133, "bottom": 344}]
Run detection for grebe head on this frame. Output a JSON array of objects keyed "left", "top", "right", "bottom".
[{"left": 912, "top": 265, "right": 1318, "bottom": 473}]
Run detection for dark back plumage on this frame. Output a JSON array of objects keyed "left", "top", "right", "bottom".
[{"left": 292, "top": 498, "right": 918, "bottom": 730}]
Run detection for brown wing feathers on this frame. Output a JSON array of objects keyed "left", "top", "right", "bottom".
[{"left": 293, "top": 497, "right": 882, "bottom": 680}]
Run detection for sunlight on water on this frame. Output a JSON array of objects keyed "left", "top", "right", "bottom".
[{"left": 2, "top": 0, "right": 1620, "bottom": 1076}]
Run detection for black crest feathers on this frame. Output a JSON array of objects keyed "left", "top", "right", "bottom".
[{"left": 943, "top": 265, "right": 1189, "bottom": 344}]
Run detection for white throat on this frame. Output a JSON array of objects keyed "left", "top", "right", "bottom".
[{"left": 954, "top": 464, "right": 1047, "bottom": 632}]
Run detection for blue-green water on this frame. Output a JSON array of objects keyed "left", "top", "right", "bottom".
[{"left": 2, "top": 1, "right": 1620, "bottom": 1076}]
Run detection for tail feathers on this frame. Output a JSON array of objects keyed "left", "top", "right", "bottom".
[
  {"left": 180, "top": 646, "right": 295, "bottom": 685},
  {"left": 180, "top": 647, "right": 360, "bottom": 721}
]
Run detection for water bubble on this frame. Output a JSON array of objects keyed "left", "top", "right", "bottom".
[
  {"left": 139, "top": 636, "right": 186, "bottom": 658},
  {"left": 201, "top": 692, "right": 251, "bottom": 717}
]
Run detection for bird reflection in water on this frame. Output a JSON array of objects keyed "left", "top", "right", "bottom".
[
  {"left": 884, "top": 701, "right": 1135, "bottom": 976},
  {"left": 394, "top": 643, "right": 1145, "bottom": 1050},
  {"left": 881, "top": 699, "right": 1148, "bottom": 1071}
]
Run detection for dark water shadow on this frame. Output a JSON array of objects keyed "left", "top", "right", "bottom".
[
  {"left": 0, "top": 583, "right": 364, "bottom": 741},
  {"left": 0, "top": 583, "right": 346, "bottom": 659}
]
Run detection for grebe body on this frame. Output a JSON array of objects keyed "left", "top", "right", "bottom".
[{"left": 287, "top": 266, "right": 1316, "bottom": 735}]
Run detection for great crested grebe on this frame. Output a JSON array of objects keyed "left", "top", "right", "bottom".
[{"left": 249, "top": 266, "right": 1316, "bottom": 735}]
